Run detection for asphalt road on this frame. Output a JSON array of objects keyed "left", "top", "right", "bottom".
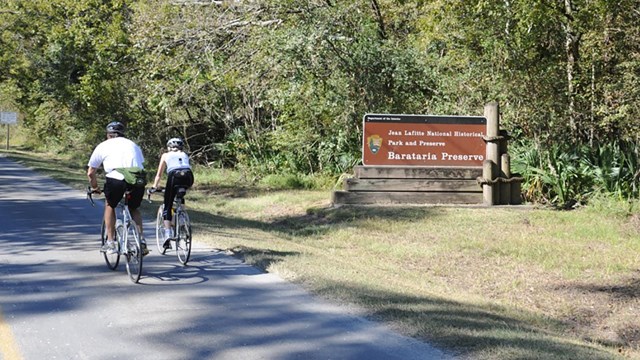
[{"left": 0, "top": 154, "right": 451, "bottom": 360}]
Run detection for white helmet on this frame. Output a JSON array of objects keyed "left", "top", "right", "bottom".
[{"left": 166, "top": 137, "right": 184, "bottom": 150}]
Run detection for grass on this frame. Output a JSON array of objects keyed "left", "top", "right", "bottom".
[{"left": 3, "top": 147, "right": 640, "bottom": 360}]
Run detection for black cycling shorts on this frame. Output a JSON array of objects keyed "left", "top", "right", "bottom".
[{"left": 104, "top": 177, "right": 145, "bottom": 209}]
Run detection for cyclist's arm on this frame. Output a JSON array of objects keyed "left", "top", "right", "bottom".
[
  {"left": 87, "top": 166, "right": 100, "bottom": 192},
  {"left": 151, "top": 153, "right": 167, "bottom": 189}
]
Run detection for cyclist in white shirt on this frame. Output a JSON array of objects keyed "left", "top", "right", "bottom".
[
  {"left": 87, "top": 121, "right": 149, "bottom": 255},
  {"left": 149, "top": 137, "right": 194, "bottom": 249}
]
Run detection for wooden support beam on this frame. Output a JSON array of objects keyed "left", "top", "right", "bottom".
[
  {"left": 353, "top": 166, "right": 482, "bottom": 180},
  {"left": 332, "top": 191, "right": 483, "bottom": 205},
  {"left": 345, "top": 178, "right": 481, "bottom": 192}
]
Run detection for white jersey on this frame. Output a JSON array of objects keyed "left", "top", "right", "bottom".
[
  {"left": 165, "top": 150, "right": 191, "bottom": 173},
  {"left": 87, "top": 137, "right": 145, "bottom": 180}
]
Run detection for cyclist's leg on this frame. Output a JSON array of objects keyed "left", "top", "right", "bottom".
[
  {"left": 130, "top": 208, "right": 144, "bottom": 236},
  {"left": 162, "top": 173, "right": 176, "bottom": 232},
  {"left": 127, "top": 185, "right": 149, "bottom": 255},
  {"left": 102, "top": 205, "right": 117, "bottom": 241},
  {"left": 103, "top": 178, "right": 126, "bottom": 241},
  {"left": 127, "top": 185, "right": 145, "bottom": 234}
]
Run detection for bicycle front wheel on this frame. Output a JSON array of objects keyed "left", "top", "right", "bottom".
[
  {"left": 101, "top": 220, "right": 120, "bottom": 270},
  {"left": 175, "top": 211, "right": 192, "bottom": 265},
  {"left": 124, "top": 221, "right": 143, "bottom": 283},
  {"left": 155, "top": 205, "right": 168, "bottom": 255}
]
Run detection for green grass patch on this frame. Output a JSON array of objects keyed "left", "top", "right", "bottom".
[{"left": 257, "top": 173, "right": 337, "bottom": 190}]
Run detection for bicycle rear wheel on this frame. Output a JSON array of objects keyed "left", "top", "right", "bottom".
[
  {"left": 101, "top": 220, "right": 120, "bottom": 270},
  {"left": 155, "top": 205, "right": 167, "bottom": 255},
  {"left": 124, "top": 221, "right": 143, "bottom": 283},
  {"left": 175, "top": 211, "right": 192, "bottom": 265}
]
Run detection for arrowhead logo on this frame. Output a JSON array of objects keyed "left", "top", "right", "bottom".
[{"left": 367, "top": 135, "right": 382, "bottom": 154}]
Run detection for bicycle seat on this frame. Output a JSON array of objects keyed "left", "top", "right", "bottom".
[{"left": 175, "top": 187, "right": 187, "bottom": 198}]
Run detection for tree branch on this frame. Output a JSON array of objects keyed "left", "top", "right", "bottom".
[{"left": 370, "top": 0, "right": 387, "bottom": 40}]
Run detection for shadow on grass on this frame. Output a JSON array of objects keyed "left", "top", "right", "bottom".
[
  {"left": 573, "top": 277, "right": 640, "bottom": 301},
  {"left": 226, "top": 247, "right": 301, "bottom": 273},
  {"left": 331, "top": 284, "right": 623, "bottom": 360},
  {"left": 560, "top": 276, "right": 640, "bottom": 351},
  {"left": 193, "top": 184, "right": 269, "bottom": 199},
  {"left": 185, "top": 203, "right": 445, "bottom": 238},
  {"left": 271, "top": 206, "right": 445, "bottom": 237},
  {"left": 193, "top": 176, "right": 332, "bottom": 199}
]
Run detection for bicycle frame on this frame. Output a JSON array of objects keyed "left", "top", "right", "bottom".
[
  {"left": 116, "top": 194, "right": 134, "bottom": 253},
  {"left": 88, "top": 187, "right": 143, "bottom": 283},
  {"left": 148, "top": 187, "right": 192, "bottom": 265}
]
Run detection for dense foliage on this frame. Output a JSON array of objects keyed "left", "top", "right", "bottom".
[{"left": 1, "top": 0, "right": 639, "bottom": 205}]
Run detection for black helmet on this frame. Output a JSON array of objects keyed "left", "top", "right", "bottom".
[
  {"left": 166, "top": 137, "right": 184, "bottom": 150},
  {"left": 106, "top": 121, "right": 125, "bottom": 135}
]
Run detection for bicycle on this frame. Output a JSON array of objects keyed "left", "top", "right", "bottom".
[
  {"left": 147, "top": 186, "right": 192, "bottom": 265},
  {"left": 87, "top": 186, "right": 144, "bottom": 283}
]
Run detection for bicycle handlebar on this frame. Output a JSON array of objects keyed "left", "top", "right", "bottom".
[
  {"left": 146, "top": 187, "right": 164, "bottom": 202},
  {"left": 86, "top": 186, "right": 101, "bottom": 207},
  {"left": 146, "top": 186, "right": 188, "bottom": 203}
]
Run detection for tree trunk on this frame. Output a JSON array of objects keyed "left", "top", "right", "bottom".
[{"left": 563, "top": 0, "right": 580, "bottom": 134}]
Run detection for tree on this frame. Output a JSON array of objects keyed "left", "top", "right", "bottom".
[
  {"left": 0, "top": 0, "right": 136, "bottom": 151},
  {"left": 415, "top": 0, "right": 640, "bottom": 146}
]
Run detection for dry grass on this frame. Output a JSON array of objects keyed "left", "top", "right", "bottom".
[{"left": 4, "top": 148, "right": 640, "bottom": 359}]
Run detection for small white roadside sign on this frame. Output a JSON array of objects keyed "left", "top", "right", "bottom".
[
  {"left": 1, "top": 112, "right": 18, "bottom": 124},
  {"left": 1, "top": 111, "right": 18, "bottom": 150}
]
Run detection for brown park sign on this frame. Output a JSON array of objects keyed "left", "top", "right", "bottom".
[{"left": 362, "top": 114, "right": 487, "bottom": 167}]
